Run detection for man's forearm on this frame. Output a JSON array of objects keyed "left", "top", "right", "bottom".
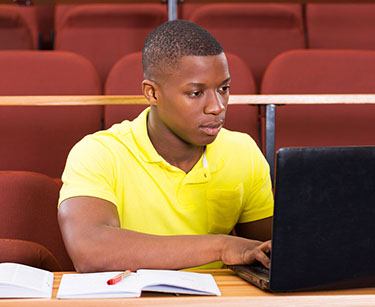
[
  {"left": 67, "top": 224, "right": 225, "bottom": 272},
  {"left": 58, "top": 197, "right": 271, "bottom": 272}
]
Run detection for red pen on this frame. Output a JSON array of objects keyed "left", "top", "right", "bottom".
[{"left": 107, "top": 270, "right": 132, "bottom": 285}]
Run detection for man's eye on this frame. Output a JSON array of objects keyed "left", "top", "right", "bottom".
[
  {"left": 188, "top": 91, "right": 202, "bottom": 98},
  {"left": 220, "top": 85, "right": 230, "bottom": 93}
]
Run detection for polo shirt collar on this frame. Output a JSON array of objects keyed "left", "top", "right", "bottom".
[{"left": 131, "top": 107, "right": 223, "bottom": 173}]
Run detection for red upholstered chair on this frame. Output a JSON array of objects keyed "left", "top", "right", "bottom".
[
  {"left": 189, "top": 3, "right": 305, "bottom": 90},
  {"left": 105, "top": 52, "right": 260, "bottom": 143},
  {"left": 0, "top": 171, "right": 74, "bottom": 271},
  {"left": 104, "top": 52, "right": 147, "bottom": 129},
  {"left": 178, "top": 3, "right": 206, "bottom": 20},
  {"left": 307, "top": 4, "right": 375, "bottom": 50},
  {"left": 0, "top": 239, "right": 62, "bottom": 272},
  {"left": 0, "top": 5, "right": 38, "bottom": 49},
  {"left": 0, "top": 50, "right": 102, "bottom": 179},
  {"left": 54, "top": 4, "right": 74, "bottom": 28},
  {"left": 261, "top": 49, "right": 375, "bottom": 151},
  {"left": 54, "top": 4, "right": 168, "bottom": 83},
  {"left": 224, "top": 53, "right": 259, "bottom": 143}
]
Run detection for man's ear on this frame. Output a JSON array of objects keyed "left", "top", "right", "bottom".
[{"left": 142, "top": 79, "right": 158, "bottom": 106}]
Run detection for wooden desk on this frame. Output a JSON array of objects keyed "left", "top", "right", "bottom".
[{"left": 1, "top": 269, "right": 374, "bottom": 306}]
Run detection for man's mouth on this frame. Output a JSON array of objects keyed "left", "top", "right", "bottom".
[{"left": 199, "top": 122, "right": 223, "bottom": 136}]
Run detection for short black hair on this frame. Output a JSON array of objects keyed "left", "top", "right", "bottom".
[{"left": 142, "top": 20, "right": 224, "bottom": 79}]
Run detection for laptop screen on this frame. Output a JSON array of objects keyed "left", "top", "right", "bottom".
[{"left": 269, "top": 146, "right": 375, "bottom": 291}]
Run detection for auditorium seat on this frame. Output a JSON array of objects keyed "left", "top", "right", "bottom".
[
  {"left": 223, "top": 53, "right": 259, "bottom": 143},
  {"left": 0, "top": 5, "right": 38, "bottom": 49},
  {"left": 0, "top": 50, "right": 102, "bottom": 178},
  {"left": 189, "top": 3, "right": 306, "bottom": 90},
  {"left": 261, "top": 49, "right": 375, "bottom": 151},
  {"left": 307, "top": 4, "right": 375, "bottom": 49},
  {"left": 178, "top": 3, "right": 206, "bottom": 20},
  {"left": 0, "top": 171, "right": 74, "bottom": 271},
  {"left": 105, "top": 51, "right": 260, "bottom": 144},
  {"left": 104, "top": 52, "right": 147, "bottom": 128},
  {"left": 54, "top": 4, "right": 168, "bottom": 83},
  {"left": 0, "top": 239, "right": 62, "bottom": 271}
]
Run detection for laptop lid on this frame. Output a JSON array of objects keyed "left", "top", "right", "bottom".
[{"left": 269, "top": 146, "right": 375, "bottom": 292}]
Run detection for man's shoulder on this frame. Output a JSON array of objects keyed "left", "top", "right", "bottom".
[
  {"left": 82, "top": 120, "right": 133, "bottom": 145},
  {"left": 69, "top": 120, "right": 134, "bottom": 159}
]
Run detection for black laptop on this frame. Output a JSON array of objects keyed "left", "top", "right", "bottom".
[{"left": 229, "top": 146, "right": 375, "bottom": 292}]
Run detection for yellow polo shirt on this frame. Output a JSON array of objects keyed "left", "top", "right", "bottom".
[{"left": 59, "top": 108, "right": 273, "bottom": 268}]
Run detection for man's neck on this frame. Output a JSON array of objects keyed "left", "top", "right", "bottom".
[{"left": 147, "top": 112, "right": 205, "bottom": 173}]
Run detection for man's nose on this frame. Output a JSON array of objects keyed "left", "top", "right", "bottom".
[{"left": 204, "top": 91, "right": 226, "bottom": 115}]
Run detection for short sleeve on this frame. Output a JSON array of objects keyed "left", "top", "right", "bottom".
[
  {"left": 238, "top": 139, "right": 274, "bottom": 223},
  {"left": 58, "top": 136, "right": 118, "bottom": 207}
]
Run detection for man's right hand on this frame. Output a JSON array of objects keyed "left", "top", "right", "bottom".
[{"left": 220, "top": 236, "right": 271, "bottom": 268}]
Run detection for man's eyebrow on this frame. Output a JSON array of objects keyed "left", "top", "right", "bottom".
[
  {"left": 186, "top": 82, "right": 205, "bottom": 87},
  {"left": 220, "top": 77, "right": 231, "bottom": 85},
  {"left": 186, "top": 77, "right": 232, "bottom": 88}
]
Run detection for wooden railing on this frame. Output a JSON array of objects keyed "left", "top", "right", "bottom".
[
  {"left": 1, "top": 94, "right": 374, "bottom": 182},
  {"left": 2, "top": 94, "right": 375, "bottom": 106}
]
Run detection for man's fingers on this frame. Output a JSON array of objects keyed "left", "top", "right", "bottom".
[
  {"left": 243, "top": 240, "right": 272, "bottom": 268},
  {"left": 257, "top": 240, "right": 272, "bottom": 268},
  {"left": 222, "top": 237, "right": 273, "bottom": 267},
  {"left": 259, "top": 240, "right": 272, "bottom": 253},
  {"left": 254, "top": 249, "right": 271, "bottom": 269}
]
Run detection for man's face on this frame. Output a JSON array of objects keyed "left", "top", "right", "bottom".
[{"left": 154, "top": 53, "right": 231, "bottom": 146}]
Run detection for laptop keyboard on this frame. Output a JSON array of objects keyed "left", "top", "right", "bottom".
[{"left": 249, "top": 264, "right": 270, "bottom": 276}]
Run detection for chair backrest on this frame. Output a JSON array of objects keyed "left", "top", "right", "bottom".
[
  {"left": 190, "top": 3, "right": 305, "bottom": 90},
  {"left": 54, "top": 4, "right": 168, "bottom": 83},
  {"left": 307, "top": 3, "right": 375, "bottom": 49},
  {"left": 104, "top": 51, "right": 146, "bottom": 129},
  {"left": 105, "top": 51, "right": 260, "bottom": 143},
  {"left": 0, "top": 238, "right": 62, "bottom": 271},
  {"left": 0, "top": 5, "right": 37, "bottom": 49},
  {"left": 0, "top": 171, "right": 74, "bottom": 271},
  {"left": 178, "top": 2, "right": 206, "bottom": 20},
  {"left": 0, "top": 50, "right": 102, "bottom": 178},
  {"left": 261, "top": 49, "right": 375, "bottom": 150},
  {"left": 222, "top": 53, "right": 259, "bottom": 143},
  {"left": 54, "top": 4, "right": 74, "bottom": 28}
]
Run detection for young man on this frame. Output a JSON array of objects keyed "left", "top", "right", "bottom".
[{"left": 58, "top": 20, "right": 273, "bottom": 272}]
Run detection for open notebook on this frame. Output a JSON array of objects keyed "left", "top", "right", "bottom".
[
  {"left": 0, "top": 263, "right": 53, "bottom": 298},
  {"left": 57, "top": 269, "right": 221, "bottom": 298}
]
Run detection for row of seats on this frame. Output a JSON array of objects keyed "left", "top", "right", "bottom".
[
  {"left": 0, "top": 171, "right": 74, "bottom": 271},
  {"left": 3, "top": 3, "right": 375, "bottom": 88},
  {"left": 1, "top": 49, "right": 375, "bottom": 180}
]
